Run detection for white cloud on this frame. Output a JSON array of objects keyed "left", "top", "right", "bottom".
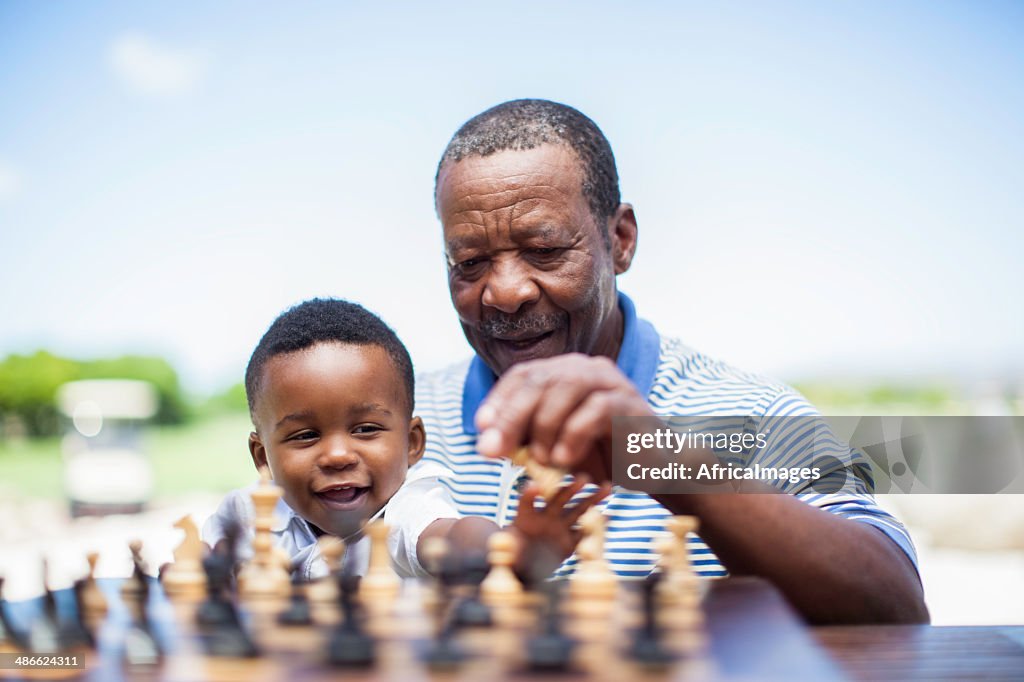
[
  {"left": 108, "top": 32, "right": 207, "bottom": 97},
  {"left": 0, "top": 161, "right": 22, "bottom": 203}
]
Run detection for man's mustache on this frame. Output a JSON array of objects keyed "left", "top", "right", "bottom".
[{"left": 476, "top": 312, "right": 566, "bottom": 338}]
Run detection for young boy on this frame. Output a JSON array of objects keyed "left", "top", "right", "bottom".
[{"left": 203, "top": 298, "right": 607, "bottom": 581}]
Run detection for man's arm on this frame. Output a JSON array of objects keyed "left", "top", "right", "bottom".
[
  {"left": 474, "top": 353, "right": 929, "bottom": 624},
  {"left": 656, "top": 491, "right": 928, "bottom": 624}
]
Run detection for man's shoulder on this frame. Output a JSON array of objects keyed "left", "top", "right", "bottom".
[
  {"left": 652, "top": 335, "right": 809, "bottom": 415},
  {"left": 415, "top": 358, "right": 473, "bottom": 403}
]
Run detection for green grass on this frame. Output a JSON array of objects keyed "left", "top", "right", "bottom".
[{"left": 0, "top": 413, "right": 257, "bottom": 501}]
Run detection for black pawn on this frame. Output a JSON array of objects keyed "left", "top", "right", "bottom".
[
  {"left": 628, "top": 571, "right": 674, "bottom": 666},
  {"left": 525, "top": 581, "right": 576, "bottom": 671},
  {"left": 60, "top": 579, "right": 95, "bottom": 650},
  {"left": 196, "top": 552, "right": 235, "bottom": 627},
  {"left": 123, "top": 553, "right": 162, "bottom": 666},
  {"left": 450, "top": 554, "right": 491, "bottom": 629},
  {"left": 422, "top": 554, "right": 467, "bottom": 668},
  {"left": 327, "top": 574, "right": 374, "bottom": 667},
  {"left": 277, "top": 579, "right": 313, "bottom": 627}
]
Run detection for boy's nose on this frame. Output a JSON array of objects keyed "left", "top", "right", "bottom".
[{"left": 317, "top": 438, "right": 359, "bottom": 470}]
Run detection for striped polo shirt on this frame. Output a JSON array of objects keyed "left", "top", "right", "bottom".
[{"left": 414, "top": 293, "right": 918, "bottom": 579}]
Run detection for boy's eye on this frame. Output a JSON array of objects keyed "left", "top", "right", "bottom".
[
  {"left": 288, "top": 430, "right": 319, "bottom": 441},
  {"left": 353, "top": 424, "right": 384, "bottom": 435}
]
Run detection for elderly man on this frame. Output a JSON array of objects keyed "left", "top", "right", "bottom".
[{"left": 417, "top": 99, "right": 928, "bottom": 624}]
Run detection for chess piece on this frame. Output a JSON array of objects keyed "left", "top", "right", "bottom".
[
  {"left": 569, "top": 508, "right": 617, "bottom": 604},
  {"left": 277, "top": 578, "right": 313, "bottom": 627},
  {"left": 238, "top": 468, "right": 291, "bottom": 603},
  {"left": 451, "top": 554, "right": 492, "bottom": 628},
  {"left": 662, "top": 516, "right": 699, "bottom": 596},
  {"left": 308, "top": 536, "right": 345, "bottom": 621},
  {"left": 360, "top": 520, "right": 399, "bottom": 603},
  {"left": 480, "top": 531, "right": 523, "bottom": 606},
  {"left": 419, "top": 536, "right": 448, "bottom": 615},
  {"left": 197, "top": 523, "right": 241, "bottom": 627},
  {"left": 195, "top": 528, "right": 259, "bottom": 658},
  {"left": 525, "top": 580, "right": 576, "bottom": 671},
  {"left": 654, "top": 516, "right": 704, "bottom": 631},
  {"left": 512, "top": 446, "right": 567, "bottom": 500},
  {"left": 629, "top": 571, "right": 674, "bottom": 666},
  {"left": 162, "top": 515, "right": 207, "bottom": 601},
  {"left": 79, "top": 551, "right": 108, "bottom": 633},
  {"left": 327, "top": 574, "right": 375, "bottom": 667},
  {"left": 63, "top": 579, "right": 96, "bottom": 650},
  {"left": 121, "top": 542, "right": 162, "bottom": 666},
  {"left": 421, "top": 578, "right": 467, "bottom": 669}
]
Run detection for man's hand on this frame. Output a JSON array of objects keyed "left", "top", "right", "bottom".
[
  {"left": 475, "top": 354, "right": 653, "bottom": 483},
  {"left": 509, "top": 476, "right": 611, "bottom": 581}
]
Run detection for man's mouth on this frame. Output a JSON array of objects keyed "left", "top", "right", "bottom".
[
  {"left": 495, "top": 330, "right": 556, "bottom": 350},
  {"left": 315, "top": 485, "right": 370, "bottom": 511}
]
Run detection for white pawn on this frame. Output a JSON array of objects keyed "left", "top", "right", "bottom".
[
  {"left": 569, "top": 507, "right": 616, "bottom": 602},
  {"left": 80, "top": 551, "right": 108, "bottom": 632},
  {"left": 360, "top": 520, "right": 400, "bottom": 602},
  {"left": 480, "top": 531, "right": 524, "bottom": 606},
  {"left": 308, "top": 536, "right": 345, "bottom": 607},
  {"left": 661, "top": 515, "right": 700, "bottom": 602}
]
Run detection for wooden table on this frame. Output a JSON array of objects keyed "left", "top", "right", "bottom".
[{"left": 815, "top": 623, "right": 1024, "bottom": 681}]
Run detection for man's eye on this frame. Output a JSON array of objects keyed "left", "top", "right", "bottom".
[
  {"left": 530, "top": 247, "right": 564, "bottom": 260},
  {"left": 455, "top": 257, "right": 485, "bottom": 273}
]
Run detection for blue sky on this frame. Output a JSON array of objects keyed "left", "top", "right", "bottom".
[{"left": 1, "top": 1, "right": 1021, "bottom": 393}]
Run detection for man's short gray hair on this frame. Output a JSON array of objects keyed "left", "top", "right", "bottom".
[{"left": 435, "top": 99, "right": 621, "bottom": 236}]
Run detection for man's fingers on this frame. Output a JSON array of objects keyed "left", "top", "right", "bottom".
[
  {"left": 476, "top": 364, "right": 545, "bottom": 458},
  {"left": 551, "top": 389, "right": 651, "bottom": 469},
  {"left": 476, "top": 355, "right": 627, "bottom": 463}
]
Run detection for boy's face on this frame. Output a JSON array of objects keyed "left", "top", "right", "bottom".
[{"left": 248, "top": 342, "right": 424, "bottom": 537}]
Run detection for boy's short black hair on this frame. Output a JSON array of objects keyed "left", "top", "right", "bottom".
[{"left": 245, "top": 298, "right": 414, "bottom": 417}]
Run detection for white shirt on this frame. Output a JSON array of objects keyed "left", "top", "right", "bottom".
[{"left": 202, "top": 461, "right": 459, "bottom": 580}]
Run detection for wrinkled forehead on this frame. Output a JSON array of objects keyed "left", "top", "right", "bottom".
[{"left": 435, "top": 144, "right": 586, "bottom": 212}]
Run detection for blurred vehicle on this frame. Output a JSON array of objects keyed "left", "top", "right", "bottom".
[{"left": 57, "top": 379, "right": 157, "bottom": 516}]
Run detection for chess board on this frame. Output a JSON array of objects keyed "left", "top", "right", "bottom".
[{"left": 1, "top": 574, "right": 845, "bottom": 681}]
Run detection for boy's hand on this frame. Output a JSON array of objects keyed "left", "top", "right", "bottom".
[{"left": 510, "top": 476, "right": 611, "bottom": 582}]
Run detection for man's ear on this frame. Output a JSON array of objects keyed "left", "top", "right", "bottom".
[
  {"left": 407, "top": 416, "right": 426, "bottom": 467},
  {"left": 249, "top": 432, "right": 268, "bottom": 472},
  {"left": 608, "top": 203, "right": 638, "bottom": 275}
]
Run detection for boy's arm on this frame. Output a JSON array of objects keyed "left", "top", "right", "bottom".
[
  {"left": 418, "top": 516, "right": 500, "bottom": 563},
  {"left": 416, "top": 477, "right": 610, "bottom": 582}
]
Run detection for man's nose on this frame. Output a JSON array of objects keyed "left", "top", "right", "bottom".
[
  {"left": 317, "top": 436, "right": 358, "bottom": 470},
  {"left": 481, "top": 258, "right": 540, "bottom": 313}
]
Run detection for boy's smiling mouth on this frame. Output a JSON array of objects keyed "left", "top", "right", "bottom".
[{"left": 315, "top": 484, "right": 370, "bottom": 511}]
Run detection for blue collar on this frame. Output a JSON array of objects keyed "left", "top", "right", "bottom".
[{"left": 461, "top": 292, "right": 661, "bottom": 435}]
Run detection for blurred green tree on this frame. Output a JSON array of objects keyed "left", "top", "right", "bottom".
[{"left": 0, "top": 351, "right": 189, "bottom": 437}]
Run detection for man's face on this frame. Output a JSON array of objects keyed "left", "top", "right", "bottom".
[
  {"left": 249, "top": 342, "right": 424, "bottom": 536},
  {"left": 436, "top": 144, "right": 627, "bottom": 375}
]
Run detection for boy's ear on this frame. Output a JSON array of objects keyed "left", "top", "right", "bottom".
[
  {"left": 407, "top": 416, "right": 426, "bottom": 467},
  {"left": 249, "top": 432, "right": 268, "bottom": 471}
]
